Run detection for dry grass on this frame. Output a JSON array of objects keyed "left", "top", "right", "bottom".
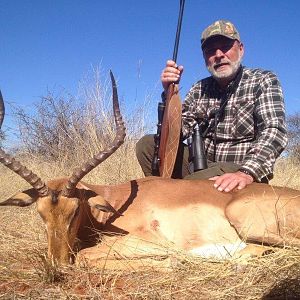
[
  {"left": 270, "top": 157, "right": 300, "bottom": 190},
  {"left": 1, "top": 155, "right": 300, "bottom": 299},
  {"left": 1, "top": 195, "right": 300, "bottom": 299}
]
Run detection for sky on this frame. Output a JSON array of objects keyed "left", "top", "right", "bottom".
[{"left": 0, "top": 0, "right": 299, "bottom": 139}]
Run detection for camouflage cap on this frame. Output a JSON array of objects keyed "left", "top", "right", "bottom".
[{"left": 201, "top": 20, "right": 240, "bottom": 48}]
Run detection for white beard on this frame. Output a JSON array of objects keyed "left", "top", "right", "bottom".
[{"left": 207, "top": 54, "right": 242, "bottom": 80}]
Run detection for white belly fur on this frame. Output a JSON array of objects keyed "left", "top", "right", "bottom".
[{"left": 149, "top": 202, "right": 243, "bottom": 256}]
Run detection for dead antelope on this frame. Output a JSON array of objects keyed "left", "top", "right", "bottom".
[{"left": 1, "top": 75, "right": 300, "bottom": 268}]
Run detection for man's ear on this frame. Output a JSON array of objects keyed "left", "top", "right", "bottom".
[
  {"left": 239, "top": 42, "right": 244, "bottom": 58},
  {"left": 0, "top": 188, "right": 39, "bottom": 207}
]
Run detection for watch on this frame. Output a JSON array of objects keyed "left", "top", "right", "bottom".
[{"left": 239, "top": 168, "right": 255, "bottom": 181}]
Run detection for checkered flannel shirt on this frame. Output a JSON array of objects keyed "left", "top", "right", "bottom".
[{"left": 182, "top": 66, "right": 287, "bottom": 181}]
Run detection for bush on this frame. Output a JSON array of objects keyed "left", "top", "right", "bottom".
[
  {"left": 11, "top": 66, "right": 152, "bottom": 183},
  {"left": 286, "top": 112, "right": 300, "bottom": 161}
]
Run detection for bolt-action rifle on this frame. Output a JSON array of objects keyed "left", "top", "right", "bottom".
[{"left": 152, "top": 0, "right": 185, "bottom": 178}]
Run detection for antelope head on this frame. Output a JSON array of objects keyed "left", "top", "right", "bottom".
[{"left": 0, "top": 72, "right": 126, "bottom": 264}]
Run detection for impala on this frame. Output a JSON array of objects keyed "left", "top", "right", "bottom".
[{"left": 1, "top": 73, "right": 300, "bottom": 268}]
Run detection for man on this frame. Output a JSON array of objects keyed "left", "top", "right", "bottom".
[{"left": 136, "top": 20, "right": 287, "bottom": 192}]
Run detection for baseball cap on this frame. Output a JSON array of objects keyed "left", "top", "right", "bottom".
[{"left": 201, "top": 20, "right": 240, "bottom": 49}]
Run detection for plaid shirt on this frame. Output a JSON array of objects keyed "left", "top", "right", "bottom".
[{"left": 182, "top": 66, "right": 287, "bottom": 181}]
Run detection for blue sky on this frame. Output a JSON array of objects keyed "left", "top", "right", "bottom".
[{"left": 0, "top": 0, "right": 299, "bottom": 136}]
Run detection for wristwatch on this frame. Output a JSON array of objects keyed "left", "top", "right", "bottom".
[{"left": 239, "top": 168, "right": 256, "bottom": 181}]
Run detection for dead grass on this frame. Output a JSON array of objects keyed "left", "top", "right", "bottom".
[
  {"left": 1, "top": 202, "right": 300, "bottom": 300},
  {"left": 1, "top": 158, "right": 300, "bottom": 299},
  {"left": 270, "top": 157, "right": 300, "bottom": 190}
]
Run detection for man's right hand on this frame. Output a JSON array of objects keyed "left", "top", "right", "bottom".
[{"left": 161, "top": 60, "right": 184, "bottom": 91}]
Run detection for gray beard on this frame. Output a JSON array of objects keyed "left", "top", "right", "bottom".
[{"left": 207, "top": 56, "right": 242, "bottom": 80}]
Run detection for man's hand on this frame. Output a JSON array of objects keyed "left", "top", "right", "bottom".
[
  {"left": 209, "top": 171, "right": 254, "bottom": 192},
  {"left": 161, "top": 60, "right": 184, "bottom": 91}
]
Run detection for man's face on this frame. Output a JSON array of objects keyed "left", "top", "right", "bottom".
[{"left": 202, "top": 36, "right": 244, "bottom": 82}]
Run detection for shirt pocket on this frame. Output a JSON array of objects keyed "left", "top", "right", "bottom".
[{"left": 232, "top": 99, "right": 255, "bottom": 139}]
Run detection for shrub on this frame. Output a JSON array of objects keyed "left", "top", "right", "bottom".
[
  {"left": 286, "top": 112, "right": 300, "bottom": 162},
  {"left": 11, "top": 66, "right": 153, "bottom": 183}
]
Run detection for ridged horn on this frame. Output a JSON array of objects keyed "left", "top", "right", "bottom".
[
  {"left": 0, "top": 91, "right": 4, "bottom": 128},
  {"left": 0, "top": 91, "right": 50, "bottom": 197},
  {"left": 62, "top": 71, "right": 126, "bottom": 197}
]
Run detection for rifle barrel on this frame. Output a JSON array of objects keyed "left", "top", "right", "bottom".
[{"left": 172, "top": 0, "right": 185, "bottom": 62}]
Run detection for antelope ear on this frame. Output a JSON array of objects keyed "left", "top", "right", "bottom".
[
  {"left": 0, "top": 188, "right": 39, "bottom": 207},
  {"left": 88, "top": 196, "right": 122, "bottom": 216},
  {"left": 76, "top": 182, "right": 92, "bottom": 190}
]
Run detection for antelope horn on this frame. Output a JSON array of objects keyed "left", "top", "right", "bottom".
[
  {"left": 63, "top": 71, "right": 126, "bottom": 197},
  {"left": 0, "top": 91, "right": 50, "bottom": 197},
  {"left": 0, "top": 91, "right": 4, "bottom": 128}
]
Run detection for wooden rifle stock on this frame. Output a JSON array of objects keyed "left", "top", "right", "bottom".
[{"left": 158, "top": 84, "right": 182, "bottom": 177}]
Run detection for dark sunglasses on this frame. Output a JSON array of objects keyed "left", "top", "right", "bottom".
[{"left": 203, "top": 40, "right": 238, "bottom": 56}]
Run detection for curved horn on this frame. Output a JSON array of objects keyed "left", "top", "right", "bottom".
[
  {"left": 0, "top": 91, "right": 4, "bottom": 128},
  {"left": 0, "top": 92, "right": 50, "bottom": 197},
  {"left": 63, "top": 71, "right": 126, "bottom": 197}
]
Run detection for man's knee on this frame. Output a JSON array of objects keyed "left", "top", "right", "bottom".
[
  {"left": 184, "top": 162, "right": 241, "bottom": 180},
  {"left": 136, "top": 134, "right": 155, "bottom": 161}
]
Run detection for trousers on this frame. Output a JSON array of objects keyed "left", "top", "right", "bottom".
[{"left": 136, "top": 134, "right": 243, "bottom": 180}]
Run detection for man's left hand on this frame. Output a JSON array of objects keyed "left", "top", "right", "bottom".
[{"left": 209, "top": 171, "right": 254, "bottom": 192}]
